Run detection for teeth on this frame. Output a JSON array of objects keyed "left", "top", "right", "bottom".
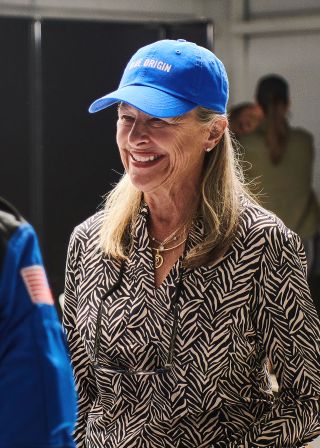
[{"left": 132, "top": 154, "right": 160, "bottom": 162}]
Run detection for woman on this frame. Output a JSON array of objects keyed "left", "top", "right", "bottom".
[
  {"left": 64, "top": 40, "right": 320, "bottom": 447},
  {"left": 240, "top": 75, "right": 320, "bottom": 270}
]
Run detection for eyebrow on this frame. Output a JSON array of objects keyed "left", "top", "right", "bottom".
[
  {"left": 117, "top": 103, "right": 181, "bottom": 124},
  {"left": 118, "top": 103, "right": 132, "bottom": 112}
]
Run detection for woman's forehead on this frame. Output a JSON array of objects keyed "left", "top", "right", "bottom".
[
  {"left": 118, "top": 103, "right": 144, "bottom": 115},
  {"left": 118, "top": 102, "right": 197, "bottom": 122}
]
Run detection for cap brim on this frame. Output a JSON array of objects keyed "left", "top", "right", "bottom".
[{"left": 88, "top": 85, "right": 197, "bottom": 118}]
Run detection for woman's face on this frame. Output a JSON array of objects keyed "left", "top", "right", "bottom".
[{"left": 116, "top": 104, "right": 212, "bottom": 194}]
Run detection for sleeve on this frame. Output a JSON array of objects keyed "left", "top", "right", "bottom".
[
  {"left": 0, "top": 223, "right": 77, "bottom": 448},
  {"left": 230, "top": 230, "right": 320, "bottom": 447},
  {"left": 63, "top": 228, "right": 98, "bottom": 448}
]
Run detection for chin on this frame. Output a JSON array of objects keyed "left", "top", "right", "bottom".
[
  {"left": 128, "top": 173, "right": 158, "bottom": 192},
  {"left": 129, "top": 178, "right": 153, "bottom": 192}
]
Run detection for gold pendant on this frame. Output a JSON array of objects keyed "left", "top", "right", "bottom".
[{"left": 154, "top": 250, "right": 164, "bottom": 269}]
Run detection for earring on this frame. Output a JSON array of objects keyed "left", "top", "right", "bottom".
[{"left": 205, "top": 147, "right": 212, "bottom": 152}]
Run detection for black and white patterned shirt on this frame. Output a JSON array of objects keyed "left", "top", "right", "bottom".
[{"left": 64, "top": 201, "right": 320, "bottom": 447}]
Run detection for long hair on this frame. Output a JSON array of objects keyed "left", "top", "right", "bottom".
[
  {"left": 256, "top": 74, "right": 289, "bottom": 164},
  {"left": 99, "top": 107, "right": 251, "bottom": 268}
]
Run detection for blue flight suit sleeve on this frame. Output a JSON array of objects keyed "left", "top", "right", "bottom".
[{"left": 0, "top": 221, "right": 77, "bottom": 448}]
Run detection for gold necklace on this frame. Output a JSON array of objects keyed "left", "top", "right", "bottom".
[
  {"left": 149, "top": 219, "right": 192, "bottom": 269},
  {"left": 151, "top": 237, "right": 187, "bottom": 269},
  {"left": 150, "top": 223, "right": 185, "bottom": 248}
]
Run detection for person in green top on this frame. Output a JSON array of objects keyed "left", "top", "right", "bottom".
[{"left": 240, "top": 74, "right": 320, "bottom": 272}]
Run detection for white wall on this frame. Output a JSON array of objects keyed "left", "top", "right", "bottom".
[{"left": 0, "top": 0, "right": 204, "bottom": 21}]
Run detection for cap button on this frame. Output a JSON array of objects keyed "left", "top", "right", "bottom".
[{"left": 177, "top": 39, "right": 186, "bottom": 42}]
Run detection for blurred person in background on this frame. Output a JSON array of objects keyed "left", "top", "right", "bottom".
[
  {"left": 0, "top": 196, "right": 77, "bottom": 447},
  {"left": 240, "top": 75, "right": 320, "bottom": 279},
  {"left": 229, "top": 102, "right": 263, "bottom": 140}
]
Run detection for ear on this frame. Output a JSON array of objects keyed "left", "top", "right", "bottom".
[{"left": 205, "top": 116, "right": 228, "bottom": 151}]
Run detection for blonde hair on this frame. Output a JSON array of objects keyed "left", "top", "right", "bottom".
[{"left": 99, "top": 107, "right": 251, "bottom": 268}]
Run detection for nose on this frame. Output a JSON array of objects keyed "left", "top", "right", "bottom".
[{"left": 128, "top": 120, "right": 150, "bottom": 147}]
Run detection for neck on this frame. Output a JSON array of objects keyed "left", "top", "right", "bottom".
[{"left": 144, "top": 185, "right": 200, "bottom": 241}]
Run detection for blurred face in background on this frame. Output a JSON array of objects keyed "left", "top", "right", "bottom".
[{"left": 230, "top": 104, "right": 263, "bottom": 138}]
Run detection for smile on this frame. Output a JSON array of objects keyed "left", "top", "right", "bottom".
[{"left": 131, "top": 153, "right": 162, "bottom": 163}]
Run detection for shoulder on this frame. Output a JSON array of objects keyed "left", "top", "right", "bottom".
[
  {"left": 0, "top": 209, "right": 23, "bottom": 240},
  {"left": 238, "top": 199, "right": 301, "bottom": 252},
  {"left": 240, "top": 198, "right": 285, "bottom": 230},
  {"left": 289, "top": 126, "right": 313, "bottom": 144},
  {"left": 68, "top": 211, "right": 104, "bottom": 257},
  {"left": 239, "top": 201, "right": 308, "bottom": 278},
  {"left": 72, "top": 210, "right": 104, "bottom": 240},
  {"left": 0, "top": 197, "right": 24, "bottom": 237},
  {"left": 0, "top": 198, "right": 26, "bottom": 266}
]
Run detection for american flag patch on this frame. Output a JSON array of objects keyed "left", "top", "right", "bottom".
[{"left": 20, "top": 265, "right": 54, "bottom": 305}]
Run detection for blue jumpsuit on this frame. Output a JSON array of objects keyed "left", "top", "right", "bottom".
[{"left": 0, "top": 198, "right": 77, "bottom": 448}]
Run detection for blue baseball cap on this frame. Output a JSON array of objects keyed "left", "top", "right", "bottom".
[{"left": 89, "top": 39, "right": 229, "bottom": 118}]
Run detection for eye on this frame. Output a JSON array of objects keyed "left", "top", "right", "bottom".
[
  {"left": 119, "top": 114, "right": 134, "bottom": 125},
  {"left": 149, "top": 118, "right": 171, "bottom": 128}
]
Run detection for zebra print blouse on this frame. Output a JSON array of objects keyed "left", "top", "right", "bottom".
[{"left": 63, "top": 201, "right": 320, "bottom": 447}]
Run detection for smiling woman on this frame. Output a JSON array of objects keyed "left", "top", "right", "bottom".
[
  {"left": 116, "top": 105, "right": 215, "bottom": 197},
  {"left": 63, "top": 39, "right": 320, "bottom": 448}
]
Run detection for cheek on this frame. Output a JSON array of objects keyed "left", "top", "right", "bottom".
[
  {"left": 168, "top": 138, "right": 186, "bottom": 169},
  {"left": 172, "top": 133, "right": 204, "bottom": 169},
  {"left": 119, "top": 150, "right": 129, "bottom": 171},
  {"left": 116, "top": 130, "right": 129, "bottom": 170},
  {"left": 116, "top": 126, "right": 124, "bottom": 147}
]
